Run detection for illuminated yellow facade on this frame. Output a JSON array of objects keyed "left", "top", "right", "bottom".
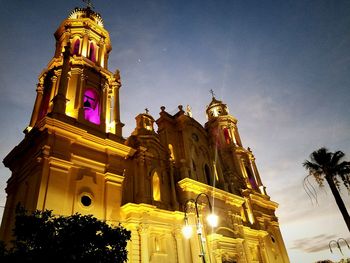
[{"left": 0, "top": 6, "right": 290, "bottom": 263}]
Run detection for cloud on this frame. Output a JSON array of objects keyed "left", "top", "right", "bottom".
[{"left": 290, "top": 234, "right": 338, "bottom": 253}]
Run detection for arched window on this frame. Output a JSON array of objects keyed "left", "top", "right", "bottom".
[
  {"left": 168, "top": 144, "right": 175, "bottom": 160},
  {"left": 73, "top": 39, "right": 80, "bottom": 55},
  {"left": 83, "top": 88, "right": 100, "bottom": 125},
  {"left": 144, "top": 117, "right": 152, "bottom": 131},
  {"left": 204, "top": 164, "right": 211, "bottom": 185},
  {"left": 38, "top": 85, "right": 52, "bottom": 120},
  {"left": 246, "top": 166, "right": 258, "bottom": 190},
  {"left": 223, "top": 127, "right": 231, "bottom": 144},
  {"left": 88, "top": 42, "right": 96, "bottom": 62},
  {"left": 152, "top": 171, "right": 161, "bottom": 201},
  {"left": 192, "top": 159, "right": 196, "bottom": 172}
]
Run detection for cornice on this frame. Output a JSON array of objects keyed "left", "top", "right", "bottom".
[
  {"left": 178, "top": 178, "right": 245, "bottom": 207},
  {"left": 249, "top": 193, "right": 279, "bottom": 211},
  {"left": 36, "top": 117, "right": 135, "bottom": 158}
]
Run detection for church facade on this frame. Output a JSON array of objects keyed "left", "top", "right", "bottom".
[{"left": 0, "top": 6, "right": 290, "bottom": 263}]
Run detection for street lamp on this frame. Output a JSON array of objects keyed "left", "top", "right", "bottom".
[
  {"left": 329, "top": 238, "right": 350, "bottom": 255},
  {"left": 182, "top": 193, "right": 218, "bottom": 263}
]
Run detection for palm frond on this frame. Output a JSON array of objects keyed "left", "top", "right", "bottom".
[
  {"left": 311, "top": 147, "right": 332, "bottom": 167},
  {"left": 331, "top": 151, "right": 345, "bottom": 167},
  {"left": 303, "top": 160, "right": 321, "bottom": 172},
  {"left": 303, "top": 175, "right": 318, "bottom": 205}
]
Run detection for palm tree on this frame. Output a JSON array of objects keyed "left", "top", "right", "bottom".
[{"left": 303, "top": 147, "right": 350, "bottom": 232}]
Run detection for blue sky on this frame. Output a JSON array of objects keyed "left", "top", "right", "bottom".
[{"left": 1, "top": 0, "right": 350, "bottom": 262}]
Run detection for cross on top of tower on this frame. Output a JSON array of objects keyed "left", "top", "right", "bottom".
[
  {"left": 209, "top": 89, "right": 215, "bottom": 98},
  {"left": 82, "top": 0, "right": 95, "bottom": 9}
]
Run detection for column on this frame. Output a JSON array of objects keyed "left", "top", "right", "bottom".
[
  {"left": 173, "top": 230, "right": 186, "bottom": 263},
  {"left": 136, "top": 152, "right": 146, "bottom": 203},
  {"left": 251, "top": 158, "right": 267, "bottom": 195},
  {"left": 137, "top": 224, "right": 150, "bottom": 263},
  {"left": 29, "top": 78, "right": 45, "bottom": 128},
  {"left": 100, "top": 82, "right": 107, "bottom": 131},
  {"left": 97, "top": 39, "right": 105, "bottom": 67},
  {"left": 113, "top": 71, "right": 123, "bottom": 136},
  {"left": 104, "top": 172, "right": 124, "bottom": 221},
  {"left": 104, "top": 83, "right": 112, "bottom": 133},
  {"left": 240, "top": 159, "right": 252, "bottom": 189},
  {"left": 258, "top": 236, "right": 269, "bottom": 263},
  {"left": 169, "top": 163, "right": 179, "bottom": 210},
  {"left": 48, "top": 75, "right": 58, "bottom": 113},
  {"left": 238, "top": 241, "right": 249, "bottom": 263},
  {"left": 73, "top": 69, "right": 83, "bottom": 109},
  {"left": 77, "top": 73, "right": 87, "bottom": 121},
  {"left": 52, "top": 44, "right": 71, "bottom": 114},
  {"left": 82, "top": 30, "right": 89, "bottom": 57}
]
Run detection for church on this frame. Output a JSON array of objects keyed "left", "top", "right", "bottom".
[{"left": 0, "top": 5, "right": 290, "bottom": 263}]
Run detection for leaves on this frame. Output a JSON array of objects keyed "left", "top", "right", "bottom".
[
  {"left": 303, "top": 147, "right": 350, "bottom": 191},
  {"left": 1, "top": 207, "right": 131, "bottom": 263},
  {"left": 303, "top": 147, "right": 350, "bottom": 231}
]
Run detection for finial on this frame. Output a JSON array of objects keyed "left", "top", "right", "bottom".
[
  {"left": 160, "top": 106, "right": 166, "bottom": 112},
  {"left": 114, "top": 69, "right": 121, "bottom": 82},
  {"left": 82, "top": 0, "right": 94, "bottom": 9},
  {"left": 145, "top": 108, "right": 149, "bottom": 114},
  {"left": 178, "top": 105, "right": 183, "bottom": 111},
  {"left": 210, "top": 89, "right": 215, "bottom": 98}
]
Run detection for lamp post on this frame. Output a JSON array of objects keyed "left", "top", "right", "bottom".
[
  {"left": 182, "top": 193, "right": 218, "bottom": 263},
  {"left": 329, "top": 238, "right": 350, "bottom": 255}
]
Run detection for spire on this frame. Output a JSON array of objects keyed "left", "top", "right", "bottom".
[
  {"left": 82, "top": 0, "right": 95, "bottom": 9},
  {"left": 209, "top": 89, "right": 215, "bottom": 99}
]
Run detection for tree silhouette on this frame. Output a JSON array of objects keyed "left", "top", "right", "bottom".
[
  {"left": 1, "top": 206, "right": 131, "bottom": 262},
  {"left": 303, "top": 147, "right": 350, "bottom": 232}
]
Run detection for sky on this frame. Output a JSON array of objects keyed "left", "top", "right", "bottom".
[{"left": 0, "top": 0, "right": 350, "bottom": 262}]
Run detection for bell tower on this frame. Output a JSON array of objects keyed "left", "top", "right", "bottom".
[
  {"left": 0, "top": 6, "right": 133, "bottom": 244},
  {"left": 27, "top": 6, "right": 123, "bottom": 137},
  {"left": 205, "top": 95, "right": 267, "bottom": 195}
]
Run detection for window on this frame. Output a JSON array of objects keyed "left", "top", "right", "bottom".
[
  {"left": 144, "top": 117, "right": 152, "bottom": 130},
  {"left": 38, "top": 85, "right": 52, "bottom": 120},
  {"left": 168, "top": 144, "right": 175, "bottom": 160},
  {"left": 191, "top": 133, "right": 199, "bottom": 142},
  {"left": 73, "top": 39, "right": 80, "bottom": 55},
  {"left": 81, "top": 195, "right": 92, "bottom": 207},
  {"left": 88, "top": 42, "right": 96, "bottom": 62},
  {"left": 271, "top": 235, "right": 276, "bottom": 243},
  {"left": 223, "top": 127, "right": 231, "bottom": 144},
  {"left": 204, "top": 164, "right": 211, "bottom": 185},
  {"left": 246, "top": 166, "right": 258, "bottom": 190},
  {"left": 192, "top": 159, "right": 196, "bottom": 171},
  {"left": 152, "top": 171, "right": 161, "bottom": 201},
  {"left": 83, "top": 88, "right": 100, "bottom": 125}
]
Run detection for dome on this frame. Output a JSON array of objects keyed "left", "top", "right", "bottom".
[
  {"left": 206, "top": 96, "right": 229, "bottom": 119},
  {"left": 68, "top": 7, "right": 104, "bottom": 27},
  {"left": 208, "top": 97, "right": 224, "bottom": 108}
]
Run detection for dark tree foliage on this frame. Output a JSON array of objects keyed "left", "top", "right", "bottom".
[
  {"left": 303, "top": 147, "right": 350, "bottom": 232},
  {"left": 1, "top": 206, "right": 131, "bottom": 263}
]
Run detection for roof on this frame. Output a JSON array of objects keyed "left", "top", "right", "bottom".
[{"left": 68, "top": 7, "right": 104, "bottom": 27}]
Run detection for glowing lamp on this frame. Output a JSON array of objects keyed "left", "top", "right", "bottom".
[
  {"left": 182, "top": 224, "right": 193, "bottom": 239},
  {"left": 207, "top": 213, "right": 219, "bottom": 227}
]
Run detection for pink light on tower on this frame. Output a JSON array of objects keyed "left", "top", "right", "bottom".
[{"left": 83, "top": 88, "right": 100, "bottom": 125}]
